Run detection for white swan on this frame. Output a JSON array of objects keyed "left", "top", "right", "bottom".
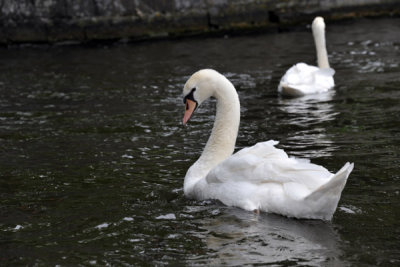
[
  {"left": 278, "top": 17, "right": 335, "bottom": 96},
  {"left": 183, "top": 69, "right": 353, "bottom": 220}
]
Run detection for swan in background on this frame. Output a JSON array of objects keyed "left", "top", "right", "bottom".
[
  {"left": 182, "top": 69, "right": 353, "bottom": 220},
  {"left": 278, "top": 17, "right": 335, "bottom": 96}
]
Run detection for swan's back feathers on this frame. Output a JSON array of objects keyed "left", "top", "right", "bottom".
[
  {"left": 279, "top": 63, "right": 335, "bottom": 96},
  {"left": 204, "top": 141, "right": 353, "bottom": 220},
  {"left": 206, "top": 140, "right": 332, "bottom": 189}
]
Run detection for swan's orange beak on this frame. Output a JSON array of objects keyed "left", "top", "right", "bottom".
[{"left": 183, "top": 99, "right": 197, "bottom": 125}]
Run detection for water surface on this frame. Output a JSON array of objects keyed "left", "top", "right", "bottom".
[{"left": 1, "top": 18, "right": 399, "bottom": 266}]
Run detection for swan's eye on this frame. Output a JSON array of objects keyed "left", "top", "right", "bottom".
[{"left": 185, "top": 102, "right": 189, "bottom": 110}]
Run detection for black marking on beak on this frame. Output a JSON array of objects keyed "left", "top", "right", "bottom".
[{"left": 183, "top": 88, "right": 196, "bottom": 104}]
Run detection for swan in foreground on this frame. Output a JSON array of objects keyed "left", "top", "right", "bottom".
[
  {"left": 183, "top": 69, "right": 353, "bottom": 220},
  {"left": 278, "top": 17, "right": 335, "bottom": 96}
]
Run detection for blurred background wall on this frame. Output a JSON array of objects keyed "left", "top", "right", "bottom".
[{"left": 1, "top": 0, "right": 399, "bottom": 44}]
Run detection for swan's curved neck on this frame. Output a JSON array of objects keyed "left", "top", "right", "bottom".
[
  {"left": 313, "top": 24, "right": 330, "bottom": 69},
  {"left": 184, "top": 76, "right": 240, "bottom": 194},
  {"left": 199, "top": 81, "right": 240, "bottom": 166}
]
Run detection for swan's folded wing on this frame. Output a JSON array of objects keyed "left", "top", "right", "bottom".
[
  {"left": 280, "top": 64, "right": 334, "bottom": 95},
  {"left": 283, "top": 63, "right": 318, "bottom": 86},
  {"left": 317, "top": 67, "right": 335, "bottom": 76},
  {"left": 206, "top": 140, "right": 332, "bottom": 190},
  {"left": 314, "top": 67, "right": 335, "bottom": 90}
]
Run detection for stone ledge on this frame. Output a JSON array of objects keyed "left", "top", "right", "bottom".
[{"left": 1, "top": 0, "right": 399, "bottom": 44}]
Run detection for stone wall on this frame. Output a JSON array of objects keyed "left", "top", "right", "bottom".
[{"left": 1, "top": 0, "right": 399, "bottom": 44}]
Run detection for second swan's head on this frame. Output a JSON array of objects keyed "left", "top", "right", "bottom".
[
  {"left": 182, "top": 69, "right": 223, "bottom": 125},
  {"left": 312, "top": 16, "right": 325, "bottom": 33}
]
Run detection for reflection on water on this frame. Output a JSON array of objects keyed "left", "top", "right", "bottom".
[
  {"left": 278, "top": 91, "right": 338, "bottom": 158},
  {"left": 0, "top": 18, "right": 400, "bottom": 266},
  {"left": 194, "top": 208, "right": 345, "bottom": 266},
  {"left": 278, "top": 91, "right": 336, "bottom": 124}
]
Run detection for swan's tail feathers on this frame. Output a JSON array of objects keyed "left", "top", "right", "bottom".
[{"left": 305, "top": 162, "right": 354, "bottom": 220}]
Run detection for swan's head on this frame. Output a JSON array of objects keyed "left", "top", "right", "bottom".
[
  {"left": 182, "top": 69, "right": 220, "bottom": 125},
  {"left": 312, "top": 16, "right": 325, "bottom": 32}
]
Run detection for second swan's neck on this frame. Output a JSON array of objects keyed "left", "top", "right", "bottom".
[{"left": 312, "top": 21, "right": 330, "bottom": 69}]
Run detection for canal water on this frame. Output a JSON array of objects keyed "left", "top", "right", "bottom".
[{"left": 1, "top": 18, "right": 399, "bottom": 266}]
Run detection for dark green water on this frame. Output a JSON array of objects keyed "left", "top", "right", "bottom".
[{"left": 1, "top": 18, "right": 399, "bottom": 266}]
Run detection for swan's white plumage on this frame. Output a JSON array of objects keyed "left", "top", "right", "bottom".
[
  {"left": 279, "top": 17, "right": 335, "bottom": 96},
  {"left": 183, "top": 69, "right": 353, "bottom": 220},
  {"left": 278, "top": 63, "right": 335, "bottom": 96},
  {"left": 207, "top": 141, "right": 330, "bottom": 188}
]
